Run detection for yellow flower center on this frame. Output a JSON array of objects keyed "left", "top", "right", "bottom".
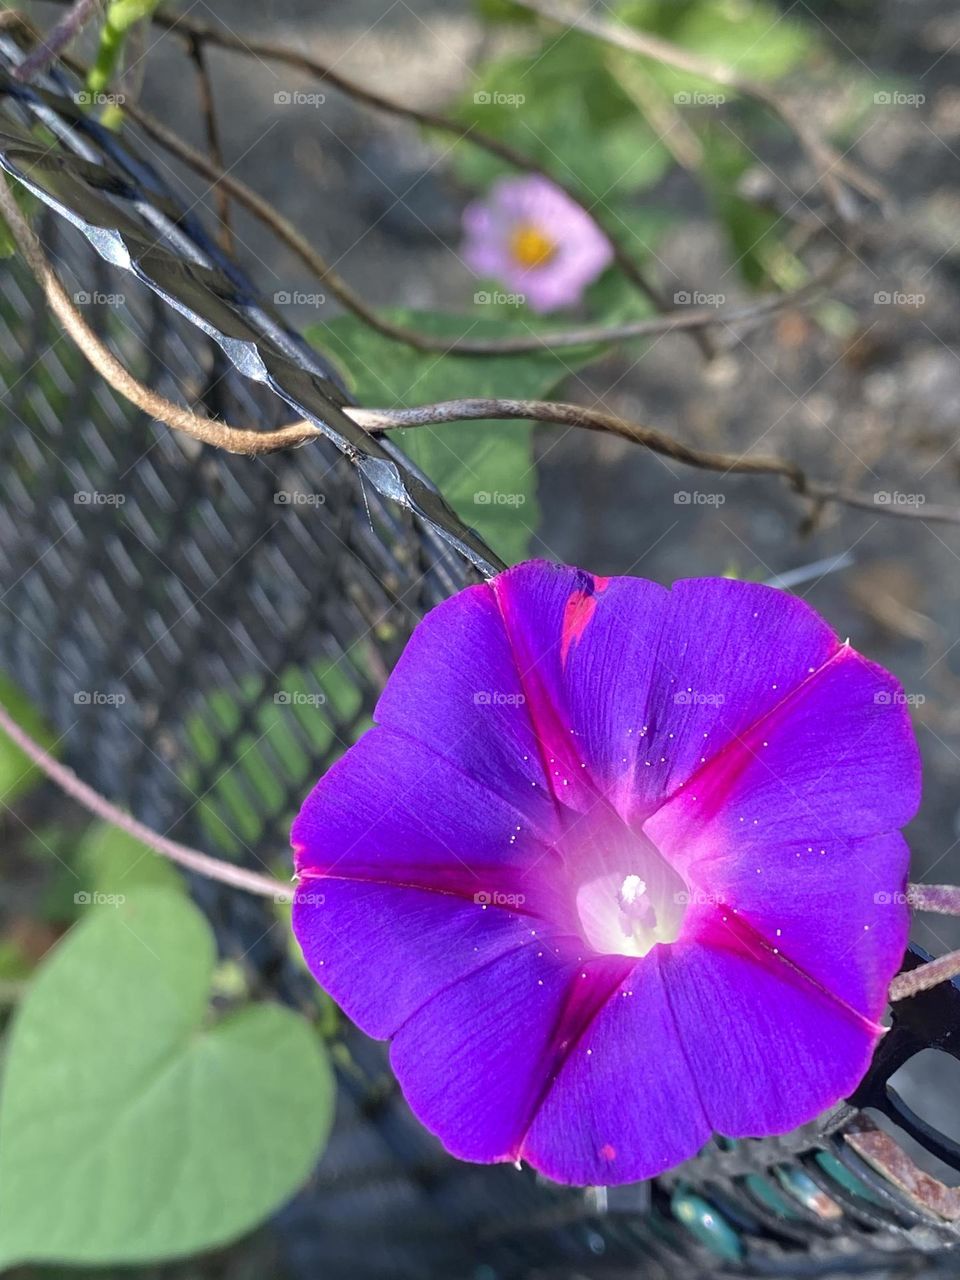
[{"left": 509, "top": 223, "right": 557, "bottom": 270}]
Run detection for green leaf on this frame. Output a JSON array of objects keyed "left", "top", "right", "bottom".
[
  {"left": 583, "top": 208, "right": 671, "bottom": 322},
  {"left": 308, "top": 310, "right": 599, "bottom": 563},
  {"left": 671, "top": 1, "right": 811, "bottom": 83},
  {"left": 698, "top": 125, "right": 785, "bottom": 288},
  {"left": 0, "top": 213, "right": 17, "bottom": 259},
  {"left": 0, "top": 940, "right": 31, "bottom": 983},
  {"left": 403, "top": 418, "right": 535, "bottom": 566},
  {"left": 614, "top": 0, "right": 811, "bottom": 91},
  {"left": 474, "top": 0, "right": 536, "bottom": 21},
  {"left": 0, "top": 890, "right": 334, "bottom": 1267},
  {"left": 450, "top": 32, "right": 672, "bottom": 201},
  {"left": 0, "top": 671, "right": 56, "bottom": 804},
  {"left": 76, "top": 819, "right": 184, "bottom": 899}
]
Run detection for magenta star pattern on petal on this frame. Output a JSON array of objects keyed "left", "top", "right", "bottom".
[
  {"left": 291, "top": 560, "right": 921, "bottom": 1186},
  {"left": 462, "top": 175, "right": 614, "bottom": 312}
]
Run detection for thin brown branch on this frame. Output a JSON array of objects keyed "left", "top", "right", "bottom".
[
  {"left": 349, "top": 399, "right": 960, "bottom": 527},
  {"left": 5, "top": 28, "right": 837, "bottom": 360},
  {"left": 513, "top": 0, "right": 885, "bottom": 219},
  {"left": 113, "top": 3, "right": 699, "bottom": 342},
  {"left": 4, "top": 170, "right": 956, "bottom": 529},
  {"left": 5, "top": 33, "right": 834, "bottom": 360},
  {"left": 118, "top": 93, "right": 723, "bottom": 356},
  {"left": 187, "top": 31, "right": 233, "bottom": 255},
  {"left": 9, "top": 6, "right": 849, "bottom": 358},
  {"left": 0, "top": 700, "right": 292, "bottom": 900},
  {"left": 0, "top": 173, "right": 322, "bottom": 454},
  {"left": 9, "top": 0, "right": 100, "bottom": 81},
  {"left": 29, "top": 0, "right": 724, "bottom": 356}
]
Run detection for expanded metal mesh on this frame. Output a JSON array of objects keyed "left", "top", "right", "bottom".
[{"left": 0, "top": 33, "right": 958, "bottom": 1279}]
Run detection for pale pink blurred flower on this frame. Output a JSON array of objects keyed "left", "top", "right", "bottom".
[{"left": 462, "top": 175, "right": 614, "bottom": 313}]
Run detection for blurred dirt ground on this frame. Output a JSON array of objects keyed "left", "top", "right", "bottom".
[{"left": 20, "top": 0, "right": 960, "bottom": 1265}]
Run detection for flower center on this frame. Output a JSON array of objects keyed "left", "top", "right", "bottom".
[
  {"left": 509, "top": 223, "right": 557, "bottom": 270},
  {"left": 562, "top": 808, "right": 688, "bottom": 958},
  {"left": 617, "top": 874, "right": 656, "bottom": 927}
]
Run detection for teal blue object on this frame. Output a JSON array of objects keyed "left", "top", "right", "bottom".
[
  {"left": 815, "top": 1150, "right": 888, "bottom": 1208},
  {"left": 743, "top": 1172, "right": 802, "bottom": 1219},
  {"left": 775, "top": 1166, "right": 841, "bottom": 1218},
  {"left": 671, "top": 1185, "right": 743, "bottom": 1263}
]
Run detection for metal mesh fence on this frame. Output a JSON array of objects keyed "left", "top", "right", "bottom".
[{"left": 0, "top": 32, "right": 959, "bottom": 1279}]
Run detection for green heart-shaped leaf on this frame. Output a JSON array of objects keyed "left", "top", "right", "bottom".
[
  {"left": 0, "top": 671, "right": 56, "bottom": 804},
  {"left": 0, "top": 890, "right": 333, "bottom": 1267}
]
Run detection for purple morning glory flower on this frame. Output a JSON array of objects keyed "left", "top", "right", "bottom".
[
  {"left": 462, "top": 175, "right": 614, "bottom": 312},
  {"left": 292, "top": 561, "right": 920, "bottom": 1186}
]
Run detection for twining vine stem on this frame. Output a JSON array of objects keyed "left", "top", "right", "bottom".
[
  {"left": 7, "top": 0, "right": 99, "bottom": 82},
  {"left": 349, "top": 401, "right": 960, "bottom": 526},
  {"left": 0, "top": 173, "right": 956, "bottom": 527},
  {"left": 0, "top": 701, "right": 292, "bottom": 901},
  {"left": 12, "top": 2, "right": 850, "bottom": 359},
  {"left": 0, "top": 697, "right": 956, "bottom": 1000},
  {"left": 27, "top": 0, "right": 702, "bottom": 350},
  {"left": 0, "top": 5, "right": 956, "bottom": 1006},
  {"left": 888, "top": 952, "right": 960, "bottom": 1002},
  {"left": 512, "top": 0, "right": 885, "bottom": 219},
  {"left": 11, "top": 23, "right": 826, "bottom": 359}
]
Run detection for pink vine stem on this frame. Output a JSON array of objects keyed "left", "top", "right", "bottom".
[{"left": 0, "top": 700, "right": 292, "bottom": 901}]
